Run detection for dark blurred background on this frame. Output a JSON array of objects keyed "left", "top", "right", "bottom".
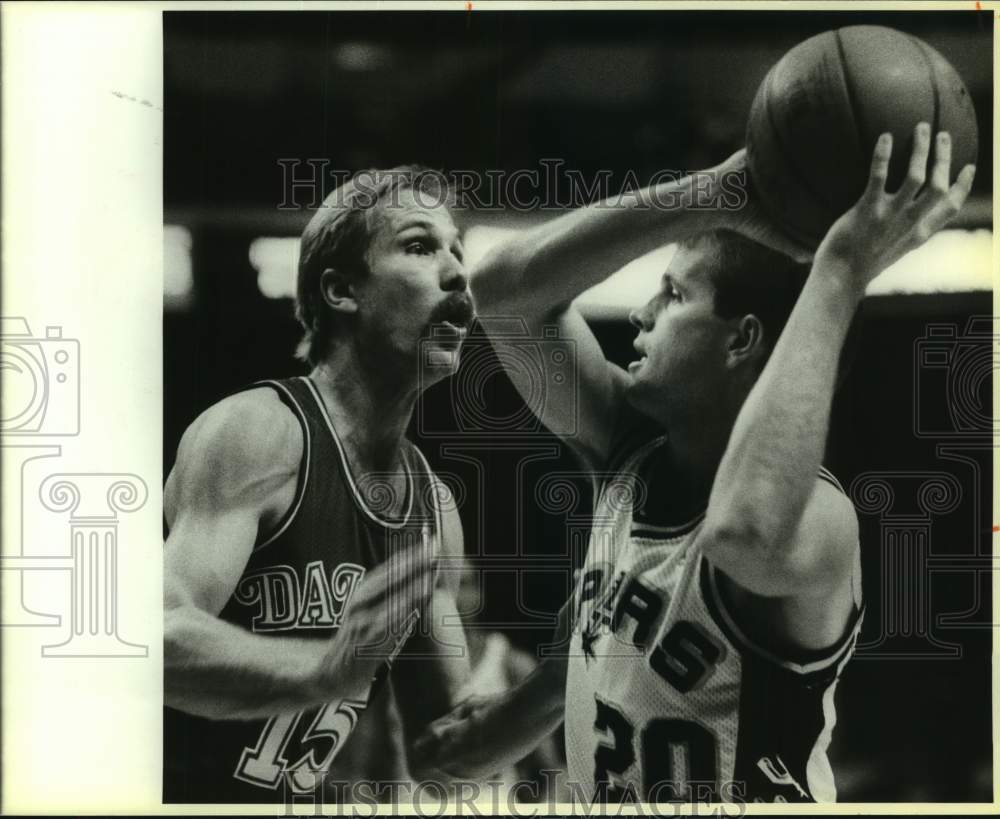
[{"left": 164, "top": 10, "right": 993, "bottom": 802}]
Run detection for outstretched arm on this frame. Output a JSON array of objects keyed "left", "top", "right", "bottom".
[
  {"left": 698, "top": 125, "right": 975, "bottom": 598},
  {"left": 472, "top": 153, "right": 808, "bottom": 471},
  {"left": 474, "top": 154, "right": 806, "bottom": 320},
  {"left": 164, "top": 392, "right": 435, "bottom": 720}
]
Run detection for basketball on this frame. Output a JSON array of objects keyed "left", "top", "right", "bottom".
[{"left": 746, "top": 25, "right": 978, "bottom": 246}]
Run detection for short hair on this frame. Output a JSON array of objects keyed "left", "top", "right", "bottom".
[
  {"left": 679, "top": 229, "right": 810, "bottom": 352},
  {"left": 680, "top": 229, "right": 860, "bottom": 388},
  {"left": 295, "top": 164, "right": 453, "bottom": 365}
]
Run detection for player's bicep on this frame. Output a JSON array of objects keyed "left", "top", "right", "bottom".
[
  {"left": 163, "top": 395, "right": 298, "bottom": 617},
  {"left": 164, "top": 503, "right": 258, "bottom": 617},
  {"left": 700, "top": 479, "right": 858, "bottom": 598},
  {"left": 483, "top": 307, "right": 635, "bottom": 470}
]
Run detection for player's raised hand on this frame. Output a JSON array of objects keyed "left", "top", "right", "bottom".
[
  {"left": 316, "top": 539, "right": 437, "bottom": 700},
  {"left": 814, "top": 122, "right": 976, "bottom": 294}
]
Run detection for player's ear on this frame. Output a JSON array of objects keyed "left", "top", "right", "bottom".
[
  {"left": 320, "top": 268, "right": 358, "bottom": 315},
  {"left": 726, "top": 314, "right": 765, "bottom": 368}
]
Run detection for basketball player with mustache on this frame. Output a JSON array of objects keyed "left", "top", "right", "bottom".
[{"left": 163, "top": 167, "right": 476, "bottom": 802}]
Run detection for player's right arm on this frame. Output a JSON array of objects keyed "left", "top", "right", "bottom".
[
  {"left": 471, "top": 153, "right": 808, "bottom": 471},
  {"left": 164, "top": 391, "right": 433, "bottom": 721}
]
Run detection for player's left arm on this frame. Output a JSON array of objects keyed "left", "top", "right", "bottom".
[
  {"left": 697, "top": 124, "right": 975, "bottom": 600},
  {"left": 391, "top": 499, "right": 473, "bottom": 781}
]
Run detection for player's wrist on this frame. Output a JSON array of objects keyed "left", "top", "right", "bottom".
[
  {"left": 313, "top": 634, "right": 367, "bottom": 702},
  {"left": 806, "top": 251, "right": 869, "bottom": 307}
]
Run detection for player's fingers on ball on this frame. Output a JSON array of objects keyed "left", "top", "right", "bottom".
[
  {"left": 951, "top": 163, "right": 976, "bottom": 206},
  {"left": 899, "top": 122, "right": 931, "bottom": 199},
  {"left": 928, "top": 131, "right": 952, "bottom": 194},
  {"left": 925, "top": 163, "right": 975, "bottom": 231},
  {"left": 864, "top": 132, "right": 892, "bottom": 200}
]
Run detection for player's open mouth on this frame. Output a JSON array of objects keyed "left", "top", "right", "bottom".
[{"left": 628, "top": 356, "right": 647, "bottom": 372}]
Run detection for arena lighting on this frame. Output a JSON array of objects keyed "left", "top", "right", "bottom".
[
  {"left": 465, "top": 225, "right": 995, "bottom": 321},
  {"left": 163, "top": 225, "right": 193, "bottom": 309},
  {"left": 249, "top": 236, "right": 299, "bottom": 299},
  {"left": 332, "top": 42, "right": 392, "bottom": 72},
  {"left": 247, "top": 228, "right": 993, "bottom": 313}
]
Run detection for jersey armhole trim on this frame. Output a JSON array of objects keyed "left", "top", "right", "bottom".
[
  {"left": 408, "top": 443, "right": 445, "bottom": 551},
  {"left": 817, "top": 465, "right": 847, "bottom": 495},
  {"left": 699, "top": 556, "right": 864, "bottom": 677},
  {"left": 252, "top": 380, "right": 311, "bottom": 553},
  {"left": 593, "top": 433, "right": 670, "bottom": 506}
]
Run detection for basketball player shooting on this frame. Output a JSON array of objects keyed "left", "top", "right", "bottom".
[
  {"left": 163, "top": 168, "right": 475, "bottom": 802},
  {"left": 413, "top": 126, "right": 974, "bottom": 803}
]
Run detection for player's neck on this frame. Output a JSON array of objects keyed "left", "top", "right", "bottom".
[
  {"left": 663, "top": 411, "right": 731, "bottom": 495},
  {"left": 310, "top": 354, "right": 417, "bottom": 472}
]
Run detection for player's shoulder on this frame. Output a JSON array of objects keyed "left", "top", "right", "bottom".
[{"left": 172, "top": 387, "right": 303, "bottom": 502}]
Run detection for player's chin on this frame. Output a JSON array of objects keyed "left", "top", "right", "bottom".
[
  {"left": 420, "top": 344, "right": 463, "bottom": 383},
  {"left": 624, "top": 357, "right": 651, "bottom": 393}
]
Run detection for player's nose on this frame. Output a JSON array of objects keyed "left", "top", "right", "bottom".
[
  {"left": 441, "top": 257, "right": 468, "bottom": 293},
  {"left": 629, "top": 302, "right": 651, "bottom": 331}
]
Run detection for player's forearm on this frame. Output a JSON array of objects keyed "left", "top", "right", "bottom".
[
  {"left": 472, "top": 651, "right": 567, "bottom": 774},
  {"left": 164, "top": 604, "right": 359, "bottom": 720},
  {"left": 485, "top": 600, "right": 570, "bottom": 759},
  {"left": 506, "top": 651, "right": 567, "bottom": 736},
  {"left": 473, "top": 171, "right": 731, "bottom": 317},
  {"left": 702, "top": 264, "right": 863, "bottom": 573}
]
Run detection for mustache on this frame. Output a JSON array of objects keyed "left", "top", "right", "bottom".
[{"left": 428, "top": 292, "right": 476, "bottom": 327}]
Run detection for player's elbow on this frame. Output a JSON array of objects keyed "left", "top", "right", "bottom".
[
  {"left": 163, "top": 604, "right": 211, "bottom": 713},
  {"left": 163, "top": 602, "right": 205, "bottom": 684}
]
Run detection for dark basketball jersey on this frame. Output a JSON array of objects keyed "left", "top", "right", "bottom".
[
  {"left": 565, "top": 435, "right": 864, "bottom": 804},
  {"left": 164, "top": 376, "right": 444, "bottom": 803}
]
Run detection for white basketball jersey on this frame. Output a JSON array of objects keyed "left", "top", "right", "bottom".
[{"left": 565, "top": 436, "right": 864, "bottom": 804}]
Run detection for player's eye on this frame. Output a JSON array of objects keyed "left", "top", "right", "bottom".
[{"left": 405, "top": 239, "right": 432, "bottom": 255}]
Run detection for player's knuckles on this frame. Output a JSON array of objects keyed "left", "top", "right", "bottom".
[
  {"left": 911, "top": 222, "right": 934, "bottom": 245},
  {"left": 942, "top": 195, "right": 963, "bottom": 216},
  {"left": 930, "top": 179, "right": 950, "bottom": 196},
  {"left": 904, "top": 168, "right": 926, "bottom": 188}
]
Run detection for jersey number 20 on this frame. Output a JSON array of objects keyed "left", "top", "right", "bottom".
[{"left": 594, "top": 697, "right": 717, "bottom": 802}]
